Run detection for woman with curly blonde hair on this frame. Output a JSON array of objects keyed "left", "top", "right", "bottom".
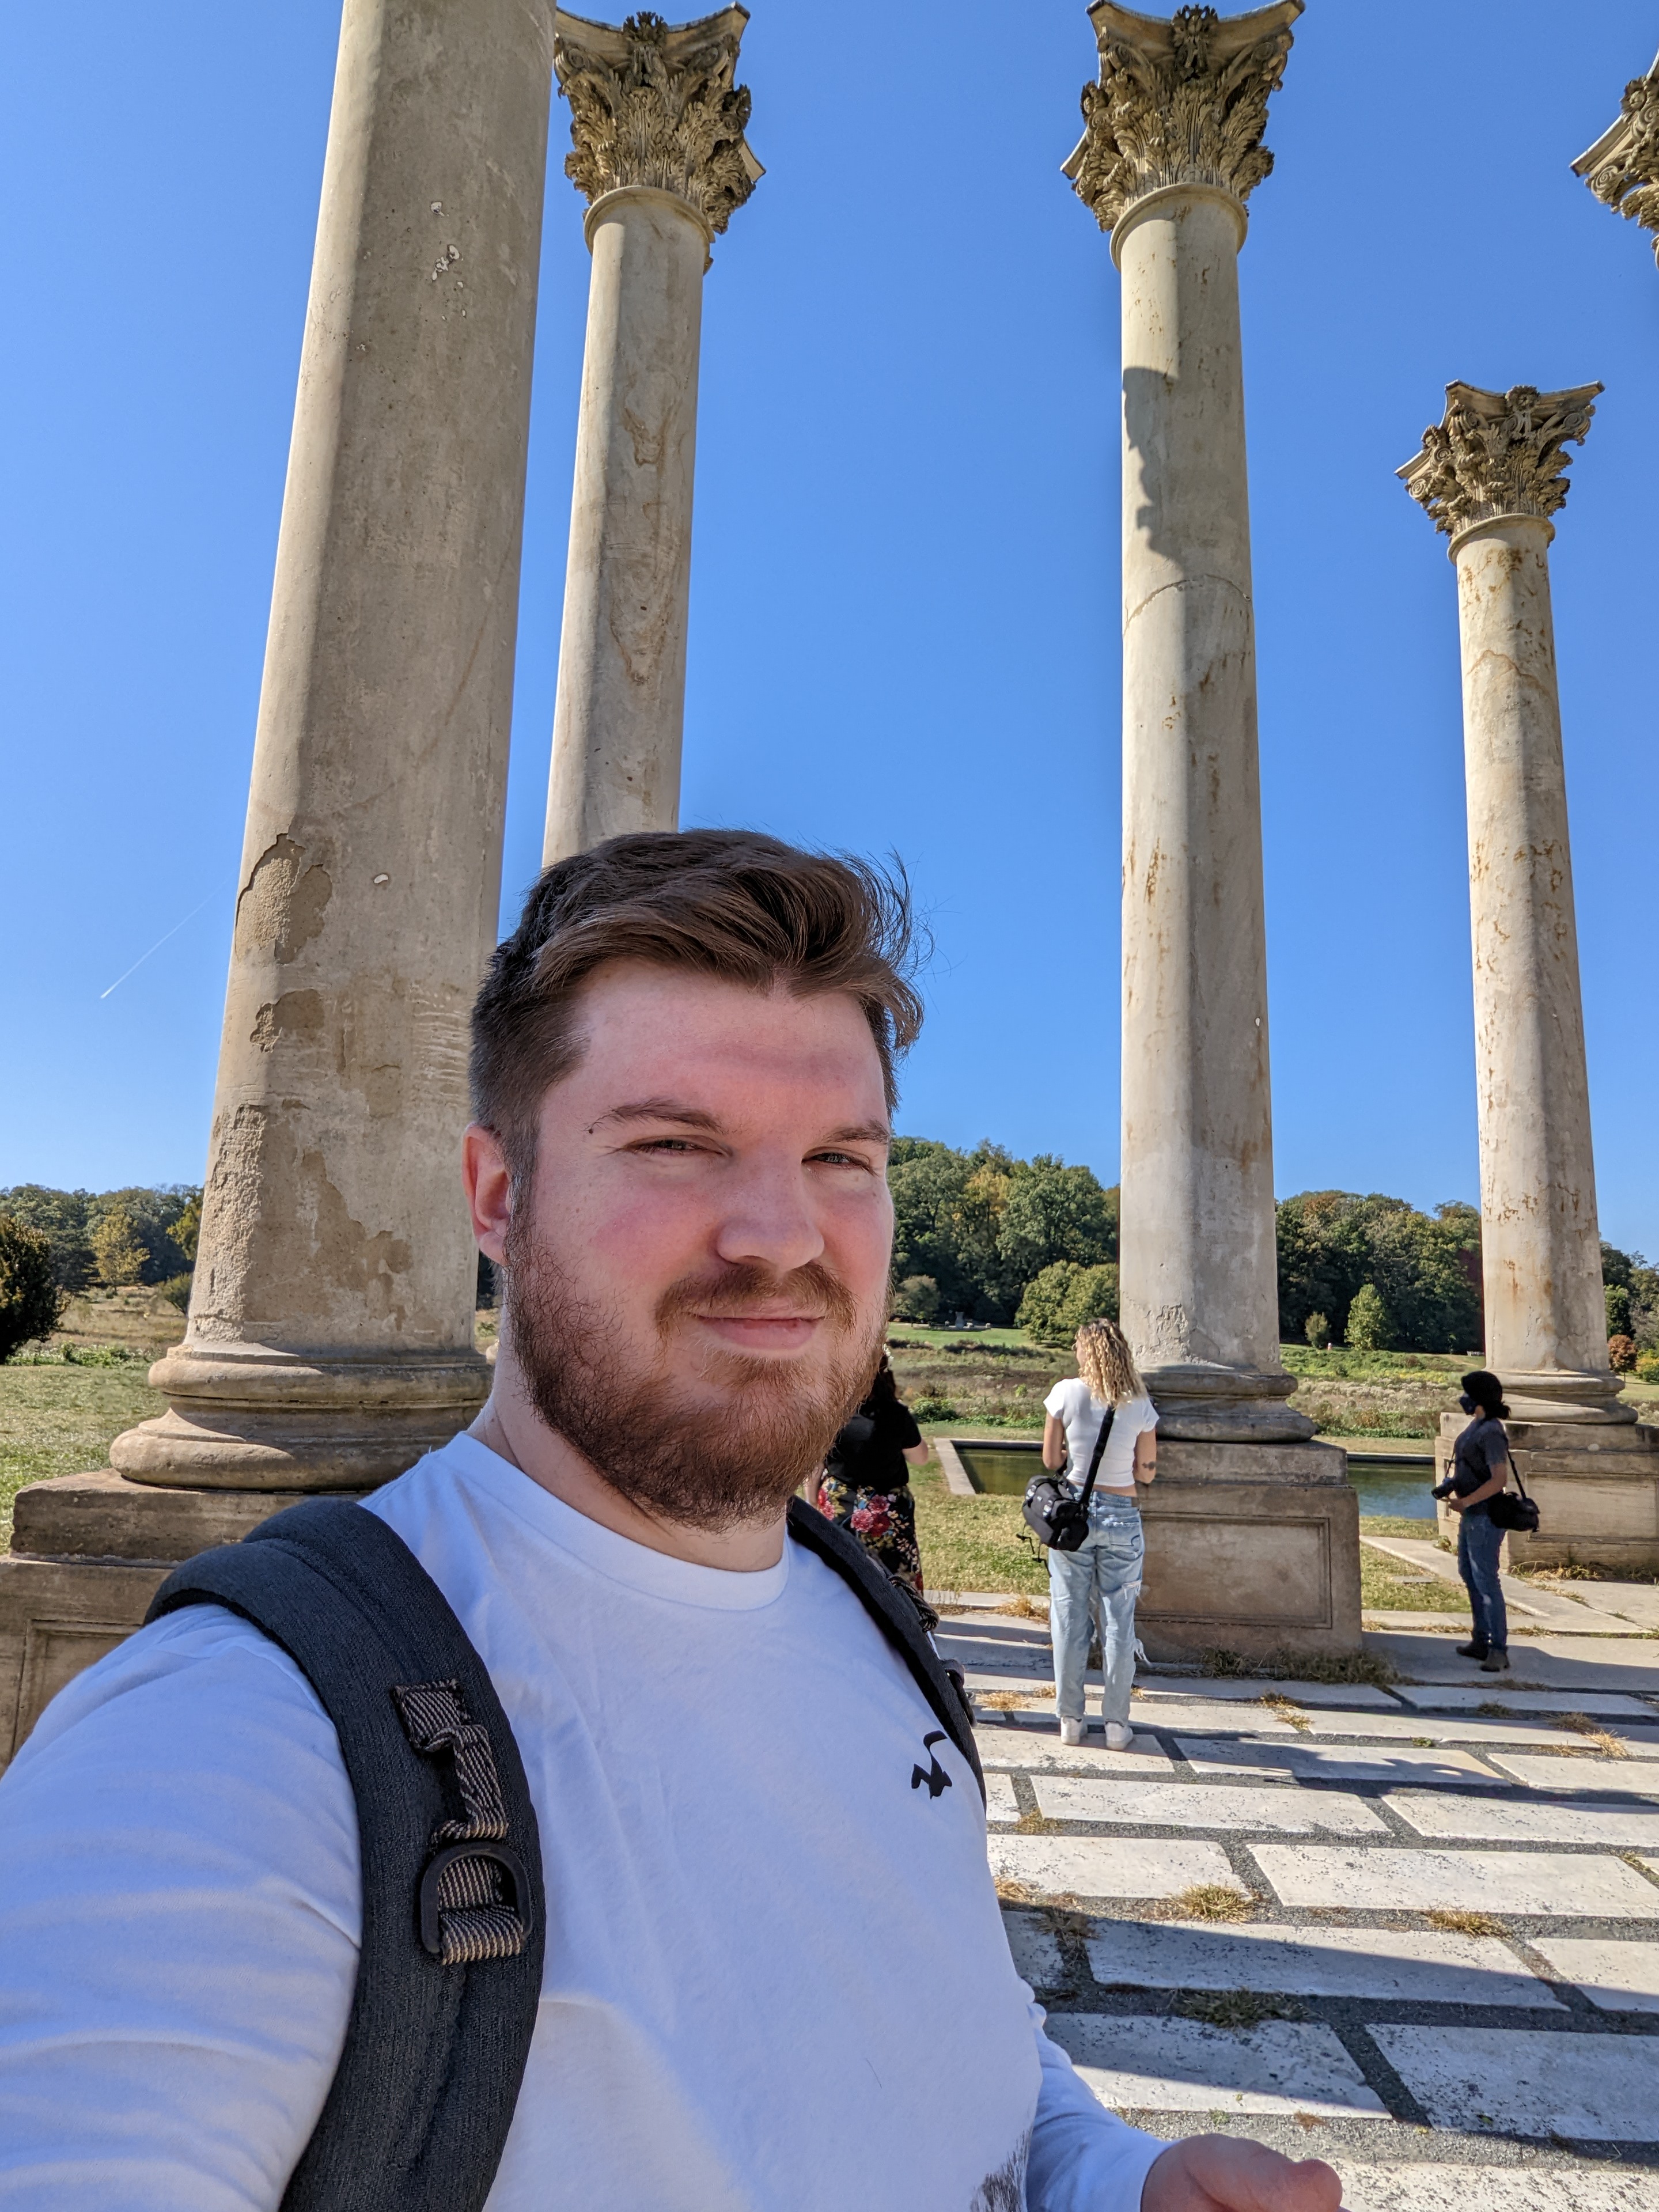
[{"left": 1040, "top": 1317, "right": 1158, "bottom": 1748}]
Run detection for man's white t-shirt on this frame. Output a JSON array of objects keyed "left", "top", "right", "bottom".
[
  {"left": 1042, "top": 1382, "right": 1158, "bottom": 1490},
  {"left": 0, "top": 1434, "right": 1163, "bottom": 2210}
]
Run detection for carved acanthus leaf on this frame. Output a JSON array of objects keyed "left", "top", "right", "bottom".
[
  {"left": 553, "top": 7, "right": 762, "bottom": 239},
  {"left": 1397, "top": 382, "right": 1602, "bottom": 537},
  {"left": 1063, "top": 1, "right": 1302, "bottom": 234},
  {"left": 1573, "top": 51, "right": 1659, "bottom": 269}
]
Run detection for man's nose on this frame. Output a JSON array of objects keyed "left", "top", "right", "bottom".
[{"left": 711, "top": 1158, "right": 826, "bottom": 1275}]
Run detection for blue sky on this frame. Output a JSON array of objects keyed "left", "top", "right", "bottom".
[{"left": 2, "top": 1, "right": 1655, "bottom": 1257}]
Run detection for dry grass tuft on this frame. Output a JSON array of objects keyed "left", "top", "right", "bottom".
[
  {"left": 997, "top": 1595, "right": 1047, "bottom": 1620},
  {"left": 1160, "top": 1882, "right": 1254, "bottom": 1923},
  {"left": 1559, "top": 1713, "right": 1629, "bottom": 1758},
  {"left": 1200, "top": 1646, "right": 1397, "bottom": 1688},
  {"left": 1259, "top": 1695, "right": 1312, "bottom": 1734},
  {"left": 1016, "top": 1809, "right": 1061, "bottom": 1835},
  {"left": 1429, "top": 1908, "right": 1509, "bottom": 1939},
  {"left": 995, "top": 1876, "right": 1078, "bottom": 1909},
  {"left": 975, "top": 1690, "right": 1052, "bottom": 1710}
]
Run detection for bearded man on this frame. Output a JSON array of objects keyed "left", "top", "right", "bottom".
[{"left": 0, "top": 832, "right": 1338, "bottom": 2212}]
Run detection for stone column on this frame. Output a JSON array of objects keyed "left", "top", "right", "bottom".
[
  {"left": 1, "top": 0, "right": 553, "bottom": 1759},
  {"left": 1065, "top": 1, "right": 1359, "bottom": 1660},
  {"left": 1400, "top": 384, "right": 1659, "bottom": 1570},
  {"left": 543, "top": 7, "right": 760, "bottom": 864},
  {"left": 1574, "top": 48, "right": 1659, "bottom": 269}
]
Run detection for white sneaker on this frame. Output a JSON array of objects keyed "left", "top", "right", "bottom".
[
  {"left": 1103, "top": 1722, "right": 1134, "bottom": 1752},
  {"left": 1059, "top": 1717, "right": 1086, "bottom": 1747}
]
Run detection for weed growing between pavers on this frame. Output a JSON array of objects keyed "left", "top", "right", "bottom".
[
  {"left": 1428, "top": 1909, "right": 1510, "bottom": 1939},
  {"left": 1015, "top": 1810, "right": 1062, "bottom": 1835},
  {"left": 994, "top": 1878, "right": 1080, "bottom": 1910},
  {"left": 1173, "top": 1990, "right": 1306, "bottom": 2028},
  {"left": 1200, "top": 1647, "right": 1398, "bottom": 1689}
]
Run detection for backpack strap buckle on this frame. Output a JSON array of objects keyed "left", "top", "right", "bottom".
[{"left": 393, "top": 1677, "right": 537, "bottom": 1965}]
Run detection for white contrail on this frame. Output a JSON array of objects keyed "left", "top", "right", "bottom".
[{"left": 99, "top": 893, "right": 218, "bottom": 1001}]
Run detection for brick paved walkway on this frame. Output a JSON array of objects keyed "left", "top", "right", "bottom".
[{"left": 938, "top": 1607, "right": 1659, "bottom": 2206}]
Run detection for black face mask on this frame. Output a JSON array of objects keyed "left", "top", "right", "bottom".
[{"left": 1458, "top": 1393, "right": 1478, "bottom": 1415}]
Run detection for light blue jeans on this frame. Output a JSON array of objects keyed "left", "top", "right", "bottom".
[{"left": 1047, "top": 1494, "right": 1144, "bottom": 1727}]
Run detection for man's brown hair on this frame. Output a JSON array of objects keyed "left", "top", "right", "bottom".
[{"left": 470, "top": 830, "right": 924, "bottom": 1179}]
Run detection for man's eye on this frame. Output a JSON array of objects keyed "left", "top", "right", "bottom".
[
  {"left": 634, "top": 1138, "right": 698, "bottom": 1154},
  {"left": 810, "top": 1150, "right": 867, "bottom": 1169}
]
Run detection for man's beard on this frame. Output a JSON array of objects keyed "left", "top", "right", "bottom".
[{"left": 502, "top": 1219, "right": 884, "bottom": 1533}]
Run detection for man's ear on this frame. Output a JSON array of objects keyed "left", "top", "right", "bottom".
[{"left": 463, "top": 1123, "right": 512, "bottom": 1265}]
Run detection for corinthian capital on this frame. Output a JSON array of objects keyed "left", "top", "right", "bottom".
[
  {"left": 1573, "top": 48, "right": 1659, "bottom": 270},
  {"left": 1397, "top": 383, "right": 1602, "bottom": 539},
  {"left": 553, "top": 7, "right": 762, "bottom": 240},
  {"left": 1063, "top": 1, "right": 1302, "bottom": 234}
]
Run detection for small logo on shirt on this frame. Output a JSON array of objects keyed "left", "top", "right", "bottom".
[{"left": 911, "top": 1730, "right": 952, "bottom": 1799}]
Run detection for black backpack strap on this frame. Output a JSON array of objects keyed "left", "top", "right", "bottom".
[
  {"left": 785, "top": 1497, "right": 984, "bottom": 1806},
  {"left": 145, "top": 1498, "right": 545, "bottom": 2212}
]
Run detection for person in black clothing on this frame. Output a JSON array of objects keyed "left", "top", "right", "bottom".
[
  {"left": 1433, "top": 1369, "right": 1514, "bottom": 1672},
  {"left": 817, "top": 1355, "right": 932, "bottom": 1597}
]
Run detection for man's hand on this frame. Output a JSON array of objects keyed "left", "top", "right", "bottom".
[{"left": 1142, "top": 2135, "right": 1342, "bottom": 2212}]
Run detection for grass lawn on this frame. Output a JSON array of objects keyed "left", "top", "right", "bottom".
[
  {"left": 910, "top": 1459, "right": 1047, "bottom": 1596},
  {"left": 0, "top": 1359, "right": 165, "bottom": 1550}
]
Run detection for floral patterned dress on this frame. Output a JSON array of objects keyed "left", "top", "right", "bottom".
[{"left": 817, "top": 1391, "right": 926, "bottom": 1596}]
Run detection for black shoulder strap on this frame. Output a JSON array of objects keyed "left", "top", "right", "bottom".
[
  {"left": 785, "top": 1497, "right": 984, "bottom": 1806},
  {"left": 145, "top": 1498, "right": 545, "bottom": 2212},
  {"left": 1076, "top": 1400, "right": 1116, "bottom": 1510}
]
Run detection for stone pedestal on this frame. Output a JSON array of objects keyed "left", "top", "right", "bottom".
[
  {"left": 0, "top": 1475, "right": 330, "bottom": 1765},
  {"left": 542, "top": 8, "right": 760, "bottom": 863},
  {"left": 1400, "top": 382, "right": 1656, "bottom": 1571},
  {"left": 0, "top": 0, "right": 552, "bottom": 1760},
  {"left": 1138, "top": 1441, "right": 1361, "bottom": 1664},
  {"left": 1066, "top": 0, "right": 1354, "bottom": 1654}
]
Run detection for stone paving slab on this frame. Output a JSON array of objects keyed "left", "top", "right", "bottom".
[
  {"left": 1119, "top": 1700, "right": 1302, "bottom": 1737},
  {"left": 937, "top": 1636, "right": 1050, "bottom": 1676},
  {"left": 1080, "top": 1919, "right": 1559, "bottom": 2009},
  {"left": 1048, "top": 2014, "right": 1388, "bottom": 2118},
  {"left": 1250, "top": 1845, "right": 1659, "bottom": 1917},
  {"left": 1297, "top": 1710, "right": 1586, "bottom": 1748},
  {"left": 1530, "top": 1938, "right": 1659, "bottom": 2014},
  {"left": 1334, "top": 2166, "right": 1659, "bottom": 2210},
  {"left": 1175, "top": 1737, "right": 1507, "bottom": 1788},
  {"left": 1370, "top": 2024, "right": 1659, "bottom": 2139},
  {"left": 984, "top": 1772, "right": 1020, "bottom": 1822},
  {"left": 1001, "top": 1909, "right": 1066, "bottom": 1990},
  {"left": 1132, "top": 1679, "right": 1404, "bottom": 1709},
  {"left": 1484, "top": 1754, "right": 1659, "bottom": 1797},
  {"left": 1032, "top": 1777, "right": 1387, "bottom": 1836},
  {"left": 974, "top": 1724, "right": 1173, "bottom": 1774},
  {"left": 1384, "top": 1788, "right": 1659, "bottom": 1850},
  {"left": 989, "top": 1833, "right": 1241, "bottom": 1900},
  {"left": 1365, "top": 1633, "right": 1659, "bottom": 1694},
  {"left": 1392, "top": 1687, "right": 1658, "bottom": 1717}
]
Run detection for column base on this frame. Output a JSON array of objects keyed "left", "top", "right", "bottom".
[
  {"left": 1137, "top": 1438, "right": 1362, "bottom": 1663},
  {"left": 1435, "top": 1413, "right": 1659, "bottom": 1575},
  {"left": 0, "top": 1470, "right": 362, "bottom": 1770},
  {"left": 1142, "top": 1362, "right": 1316, "bottom": 1444},
  {"left": 111, "top": 1340, "right": 488, "bottom": 1490}
]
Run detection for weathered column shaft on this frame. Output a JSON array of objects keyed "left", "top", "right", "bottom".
[
  {"left": 546, "top": 190, "right": 708, "bottom": 859},
  {"left": 543, "top": 6, "right": 760, "bottom": 865},
  {"left": 111, "top": 0, "right": 552, "bottom": 1489},
  {"left": 1400, "top": 380, "right": 1622, "bottom": 1425},
  {"left": 1118, "top": 185, "right": 1279, "bottom": 1393},
  {"left": 1067, "top": 0, "right": 1306, "bottom": 1441},
  {"left": 1455, "top": 518, "right": 1607, "bottom": 1384}
]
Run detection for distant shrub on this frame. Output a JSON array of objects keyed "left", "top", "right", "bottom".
[
  {"left": 1609, "top": 1334, "right": 1638, "bottom": 1373},
  {"left": 892, "top": 1274, "right": 940, "bottom": 1324},
  {"left": 1304, "top": 1310, "right": 1331, "bottom": 1350},
  {"left": 910, "top": 1396, "right": 956, "bottom": 1422},
  {"left": 1017, "top": 1260, "right": 1119, "bottom": 1347},
  {"left": 1344, "top": 1283, "right": 1392, "bottom": 1352},
  {"left": 158, "top": 1273, "right": 194, "bottom": 1314},
  {"left": 1636, "top": 1349, "right": 1659, "bottom": 1384},
  {"left": 0, "top": 1217, "right": 65, "bottom": 1361}
]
